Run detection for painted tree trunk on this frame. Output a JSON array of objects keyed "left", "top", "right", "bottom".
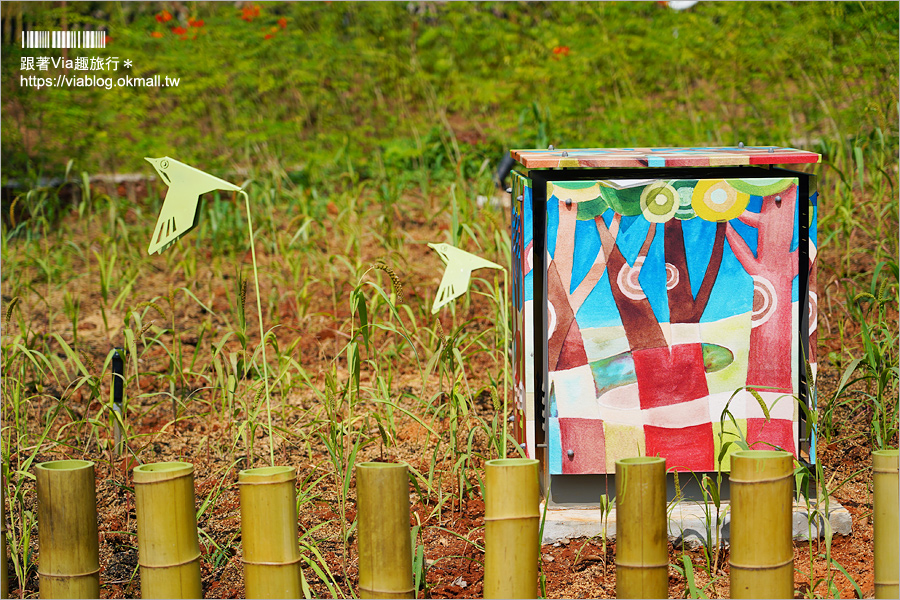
[
  {"left": 547, "top": 260, "right": 589, "bottom": 371},
  {"left": 728, "top": 184, "right": 798, "bottom": 394}
]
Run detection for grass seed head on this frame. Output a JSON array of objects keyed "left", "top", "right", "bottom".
[
  {"left": 138, "top": 301, "right": 168, "bottom": 319},
  {"left": 4, "top": 297, "right": 20, "bottom": 331},
  {"left": 435, "top": 318, "right": 445, "bottom": 346},
  {"left": 79, "top": 349, "right": 97, "bottom": 375},
  {"left": 373, "top": 262, "right": 404, "bottom": 303},
  {"left": 8, "top": 195, "right": 19, "bottom": 229}
]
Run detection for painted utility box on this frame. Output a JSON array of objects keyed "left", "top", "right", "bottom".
[{"left": 509, "top": 147, "right": 819, "bottom": 494}]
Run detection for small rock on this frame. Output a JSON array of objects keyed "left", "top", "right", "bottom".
[
  {"left": 451, "top": 576, "right": 467, "bottom": 589},
  {"left": 542, "top": 553, "right": 555, "bottom": 563}
]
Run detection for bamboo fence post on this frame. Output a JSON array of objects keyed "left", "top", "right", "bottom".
[
  {"left": 34, "top": 460, "right": 100, "bottom": 599},
  {"left": 873, "top": 449, "right": 899, "bottom": 599},
  {"left": 729, "top": 450, "right": 794, "bottom": 599},
  {"left": 238, "top": 466, "right": 302, "bottom": 599},
  {"left": 356, "top": 462, "right": 414, "bottom": 599},
  {"left": 2, "top": 475, "right": 9, "bottom": 599},
  {"left": 134, "top": 462, "right": 202, "bottom": 599},
  {"left": 483, "top": 458, "right": 540, "bottom": 599},
  {"left": 614, "top": 456, "right": 668, "bottom": 599}
]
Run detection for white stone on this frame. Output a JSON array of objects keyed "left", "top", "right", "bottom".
[{"left": 540, "top": 500, "right": 852, "bottom": 545}]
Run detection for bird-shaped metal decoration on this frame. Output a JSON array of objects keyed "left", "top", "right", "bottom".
[
  {"left": 145, "top": 156, "right": 242, "bottom": 255},
  {"left": 428, "top": 242, "right": 503, "bottom": 314}
]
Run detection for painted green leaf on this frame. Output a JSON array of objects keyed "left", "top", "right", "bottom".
[
  {"left": 725, "top": 178, "right": 795, "bottom": 197},
  {"left": 701, "top": 343, "right": 735, "bottom": 373},
  {"left": 598, "top": 185, "right": 644, "bottom": 217},
  {"left": 575, "top": 196, "right": 610, "bottom": 220}
]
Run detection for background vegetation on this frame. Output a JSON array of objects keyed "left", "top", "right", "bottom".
[{"left": 2, "top": 2, "right": 897, "bottom": 178}]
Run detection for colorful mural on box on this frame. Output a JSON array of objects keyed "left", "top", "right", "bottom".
[
  {"left": 510, "top": 172, "right": 536, "bottom": 457},
  {"left": 534, "top": 176, "right": 816, "bottom": 474}
]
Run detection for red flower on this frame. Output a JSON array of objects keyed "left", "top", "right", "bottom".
[
  {"left": 241, "top": 5, "right": 260, "bottom": 21},
  {"left": 151, "top": 31, "right": 164, "bottom": 38},
  {"left": 156, "top": 10, "right": 172, "bottom": 23},
  {"left": 172, "top": 25, "right": 187, "bottom": 35},
  {"left": 189, "top": 18, "right": 204, "bottom": 27},
  {"left": 104, "top": 35, "right": 112, "bottom": 44},
  {"left": 278, "top": 17, "right": 287, "bottom": 29},
  {"left": 552, "top": 46, "right": 570, "bottom": 56},
  {"left": 264, "top": 33, "right": 274, "bottom": 39}
]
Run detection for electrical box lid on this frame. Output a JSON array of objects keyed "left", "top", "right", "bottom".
[{"left": 511, "top": 146, "right": 821, "bottom": 169}]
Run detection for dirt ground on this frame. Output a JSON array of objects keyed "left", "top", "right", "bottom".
[{"left": 2, "top": 178, "right": 893, "bottom": 599}]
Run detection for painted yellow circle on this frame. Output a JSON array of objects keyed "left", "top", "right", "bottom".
[
  {"left": 691, "top": 180, "right": 750, "bottom": 222},
  {"left": 547, "top": 181, "right": 602, "bottom": 203}
]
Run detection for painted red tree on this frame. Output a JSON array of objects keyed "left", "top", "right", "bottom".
[{"left": 724, "top": 184, "right": 799, "bottom": 394}]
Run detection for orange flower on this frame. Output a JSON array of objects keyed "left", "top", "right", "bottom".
[
  {"left": 241, "top": 5, "right": 260, "bottom": 21},
  {"left": 104, "top": 35, "right": 112, "bottom": 44},
  {"left": 151, "top": 31, "right": 164, "bottom": 38},
  {"left": 264, "top": 33, "right": 274, "bottom": 39},
  {"left": 552, "top": 45, "right": 570, "bottom": 57},
  {"left": 189, "top": 18, "right": 204, "bottom": 27},
  {"left": 172, "top": 25, "right": 187, "bottom": 35},
  {"left": 156, "top": 10, "right": 172, "bottom": 23},
  {"left": 278, "top": 17, "right": 287, "bottom": 29}
]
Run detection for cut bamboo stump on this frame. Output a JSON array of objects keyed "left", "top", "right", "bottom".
[
  {"left": 484, "top": 458, "right": 540, "bottom": 599},
  {"left": 2, "top": 475, "right": 9, "bottom": 599},
  {"left": 873, "top": 449, "right": 899, "bottom": 599},
  {"left": 615, "top": 456, "right": 668, "bottom": 599},
  {"left": 238, "top": 466, "right": 302, "bottom": 599},
  {"left": 356, "top": 462, "right": 414, "bottom": 599},
  {"left": 729, "top": 450, "right": 794, "bottom": 599},
  {"left": 35, "top": 460, "right": 100, "bottom": 599},
  {"left": 134, "top": 462, "right": 202, "bottom": 599}
]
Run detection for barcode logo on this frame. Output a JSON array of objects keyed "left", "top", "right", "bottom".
[{"left": 22, "top": 31, "right": 106, "bottom": 49}]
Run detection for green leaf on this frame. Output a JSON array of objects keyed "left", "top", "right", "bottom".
[
  {"left": 826, "top": 554, "right": 863, "bottom": 599},
  {"left": 702, "top": 474, "right": 720, "bottom": 507},
  {"left": 854, "top": 145, "right": 865, "bottom": 189},
  {"left": 348, "top": 341, "right": 360, "bottom": 395},
  {"left": 682, "top": 555, "right": 707, "bottom": 599},
  {"left": 351, "top": 287, "right": 370, "bottom": 352},
  {"left": 834, "top": 357, "right": 865, "bottom": 396}
]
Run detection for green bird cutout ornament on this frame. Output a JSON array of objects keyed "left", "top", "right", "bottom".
[
  {"left": 145, "top": 156, "right": 242, "bottom": 254},
  {"left": 428, "top": 242, "right": 503, "bottom": 314}
]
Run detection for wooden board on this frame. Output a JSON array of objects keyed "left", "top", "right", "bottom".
[{"left": 512, "top": 146, "right": 821, "bottom": 169}]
